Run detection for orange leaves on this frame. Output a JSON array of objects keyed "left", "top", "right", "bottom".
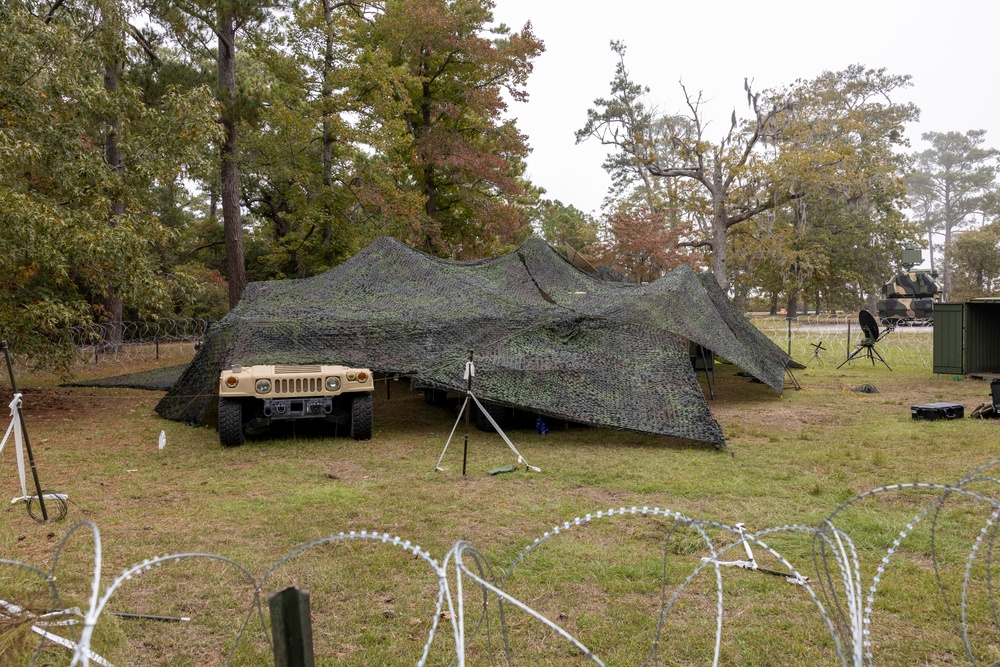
[{"left": 596, "top": 209, "right": 703, "bottom": 283}]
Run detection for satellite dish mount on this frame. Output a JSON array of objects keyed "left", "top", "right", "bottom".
[{"left": 836, "top": 311, "right": 892, "bottom": 371}]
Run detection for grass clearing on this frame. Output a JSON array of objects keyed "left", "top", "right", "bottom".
[{"left": 3, "top": 350, "right": 1000, "bottom": 665}]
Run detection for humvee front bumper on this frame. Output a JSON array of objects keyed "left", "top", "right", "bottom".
[{"left": 263, "top": 396, "right": 333, "bottom": 420}]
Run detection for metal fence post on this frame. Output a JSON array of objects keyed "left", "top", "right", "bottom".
[{"left": 269, "top": 587, "right": 315, "bottom": 667}]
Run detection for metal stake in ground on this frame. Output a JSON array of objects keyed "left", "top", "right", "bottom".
[
  {"left": 462, "top": 350, "right": 474, "bottom": 476},
  {"left": 2, "top": 341, "right": 48, "bottom": 521}
]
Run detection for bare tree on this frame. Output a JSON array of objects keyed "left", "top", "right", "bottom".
[
  {"left": 578, "top": 43, "right": 797, "bottom": 289},
  {"left": 645, "top": 80, "right": 797, "bottom": 289}
]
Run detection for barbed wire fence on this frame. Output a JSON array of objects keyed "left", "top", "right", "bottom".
[
  {"left": 66, "top": 319, "right": 215, "bottom": 367},
  {"left": 15, "top": 315, "right": 933, "bottom": 372},
  {"left": 753, "top": 315, "right": 933, "bottom": 369},
  {"left": 4, "top": 460, "right": 1000, "bottom": 666}
]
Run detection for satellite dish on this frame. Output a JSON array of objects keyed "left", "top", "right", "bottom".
[
  {"left": 837, "top": 309, "right": 892, "bottom": 371},
  {"left": 859, "top": 310, "right": 880, "bottom": 341}
]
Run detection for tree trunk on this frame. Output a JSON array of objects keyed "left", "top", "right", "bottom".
[
  {"left": 423, "top": 164, "right": 437, "bottom": 253},
  {"left": 785, "top": 289, "right": 799, "bottom": 318},
  {"left": 926, "top": 227, "right": 936, "bottom": 274},
  {"left": 941, "top": 183, "right": 954, "bottom": 300},
  {"left": 710, "top": 164, "right": 728, "bottom": 290},
  {"left": 102, "top": 58, "right": 125, "bottom": 352},
  {"left": 219, "top": 10, "right": 246, "bottom": 308},
  {"left": 321, "top": 0, "right": 335, "bottom": 246},
  {"left": 419, "top": 71, "right": 439, "bottom": 255},
  {"left": 733, "top": 285, "right": 747, "bottom": 312}
]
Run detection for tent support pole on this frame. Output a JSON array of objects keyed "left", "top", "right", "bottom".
[
  {"left": 700, "top": 346, "right": 715, "bottom": 400},
  {"left": 2, "top": 342, "right": 47, "bottom": 521},
  {"left": 462, "top": 350, "right": 474, "bottom": 476},
  {"left": 785, "top": 365, "right": 801, "bottom": 391}
]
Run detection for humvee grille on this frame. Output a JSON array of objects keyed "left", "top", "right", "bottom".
[
  {"left": 274, "top": 377, "right": 323, "bottom": 394},
  {"left": 275, "top": 365, "right": 322, "bottom": 374}
]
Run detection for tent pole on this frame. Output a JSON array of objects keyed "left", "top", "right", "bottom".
[
  {"left": 2, "top": 342, "right": 48, "bottom": 521},
  {"left": 700, "top": 345, "right": 715, "bottom": 400},
  {"left": 462, "top": 350, "right": 474, "bottom": 476},
  {"left": 785, "top": 365, "right": 801, "bottom": 391}
]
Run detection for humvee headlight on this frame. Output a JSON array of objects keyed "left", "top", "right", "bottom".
[
  {"left": 346, "top": 372, "right": 357, "bottom": 381},
  {"left": 357, "top": 371, "right": 369, "bottom": 382},
  {"left": 326, "top": 376, "right": 341, "bottom": 391},
  {"left": 225, "top": 376, "right": 239, "bottom": 388},
  {"left": 255, "top": 379, "right": 271, "bottom": 394}
]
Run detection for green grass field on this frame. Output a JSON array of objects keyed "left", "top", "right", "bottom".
[{"left": 3, "top": 349, "right": 1000, "bottom": 665}]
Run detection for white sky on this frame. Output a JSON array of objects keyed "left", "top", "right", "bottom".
[{"left": 492, "top": 0, "right": 1000, "bottom": 217}]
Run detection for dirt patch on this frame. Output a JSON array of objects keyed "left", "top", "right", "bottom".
[{"left": 3, "top": 386, "right": 154, "bottom": 420}]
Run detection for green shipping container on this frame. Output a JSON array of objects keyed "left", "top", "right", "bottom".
[
  {"left": 933, "top": 303, "right": 964, "bottom": 374},
  {"left": 933, "top": 299, "right": 1000, "bottom": 375}
]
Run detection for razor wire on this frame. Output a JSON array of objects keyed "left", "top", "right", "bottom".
[
  {"left": 65, "top": 319, "right": 215, "bottom": 366},
  {"left": 6, "top": 461, "right": 1000, "bottom": 665},
  {"left": 754, "top": 315, "right": 933, "bottom": 368},
  {"left": 38, "top": 315, "right": 937, "bottom": 372}
]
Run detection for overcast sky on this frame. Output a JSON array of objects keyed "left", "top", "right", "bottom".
[{"left": 491, "top": 0, "right": 1000, "bottom": 216}]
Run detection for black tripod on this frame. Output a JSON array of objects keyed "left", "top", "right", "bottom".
[
  {"left": 807, "top": 341, "right": 826, "bottom": 367},
  {"left": 836, "top": 311, "right": 892, "bottom": 371}
]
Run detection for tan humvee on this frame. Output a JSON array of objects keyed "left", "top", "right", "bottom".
[{"left": 217, "top": 364, "right": 374, "bottom": 447}]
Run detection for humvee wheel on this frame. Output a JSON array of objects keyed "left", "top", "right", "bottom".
[
  {"left": 350, "top": 392, "right": 373, "bottom": 440},
  {"left": 218, "top": 397, "right": 245, "bottom": 448}
]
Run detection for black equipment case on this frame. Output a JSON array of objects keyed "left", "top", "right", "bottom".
[{"left": 911, "top": 402, "right": 965, "bottom": 421}]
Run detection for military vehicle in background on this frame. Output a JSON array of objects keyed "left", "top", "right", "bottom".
[{"left": 876, "top": 248, "right": 939, "bottom": 325}]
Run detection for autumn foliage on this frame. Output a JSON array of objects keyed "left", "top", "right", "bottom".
[{"left": 595, "top": 209, "right": 703, "bottom": 283}]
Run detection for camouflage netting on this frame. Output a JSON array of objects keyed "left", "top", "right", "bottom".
[
  {"left": 156, "top": 237, "right": 794, "bottom": 447},
  {"left": 63, "top": 365, "right": 188, "bottom": 391}
]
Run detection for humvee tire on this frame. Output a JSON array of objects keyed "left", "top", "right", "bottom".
[
  {"left": 350, "top": 392, "right": 373, "bottom": 440},
  {"left": 218, "top": 397, "right": 245, "bottom": 448}
]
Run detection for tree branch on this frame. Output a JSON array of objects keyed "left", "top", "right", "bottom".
[
  {"left": 43, "top": 0, "right": 66, "bottom": 24},
  {"left": 678, "top": 239, "right": 713, "bottom": 249},
  {"left": 724, "top": 86, "right": 793, "bottom": 191},
  {"left": 127, "top": 23, "right": 160, "bottom": 64},
  {"left": 725, "top": 190, "right": 804, "bottom": 228},
  {"left": 647, "top": 164, "right": 710, "bottom": 190},
  {"left": 184, "top": 240, "right": 225, "bottom": 258}
]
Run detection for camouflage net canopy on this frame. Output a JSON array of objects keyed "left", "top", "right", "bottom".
[
  {"left": 64, "top": 365, "right": 188, "bottom": 391},
  {"left": 156, "top": 237, "right": 794, "bottom": 447}
]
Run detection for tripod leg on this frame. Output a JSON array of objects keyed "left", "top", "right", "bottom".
[
  {"left": 870, "top": 345, "right": 892, "bottom": 371},
  {"left": 836, "top": 345, "right": 866, "bottom": 370}
]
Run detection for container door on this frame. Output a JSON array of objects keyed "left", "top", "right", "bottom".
[{"left": 933, "top": 303, "right": 964, "bottom": 374}]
